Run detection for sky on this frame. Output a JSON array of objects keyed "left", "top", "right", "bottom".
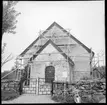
[{"left": 2, "top": 1, "right": 105, "bottom": 72}]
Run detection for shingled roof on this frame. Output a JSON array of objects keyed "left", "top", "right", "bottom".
[
  {"left": 20, "top": 22, "right": 94, "bottom": 57},
  {"left": 29, "top": 39, "right": 74, "bottom": 66}
]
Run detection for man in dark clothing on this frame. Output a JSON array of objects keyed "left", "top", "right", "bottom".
[
  {"left": 18, "top": 72, "right": 27, "bottom": 95},
  {"left": 18, "top": 79, "right": 23, "bottom": 95}
]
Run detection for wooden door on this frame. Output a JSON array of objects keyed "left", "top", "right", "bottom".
[{"left": 45, "top": 66, "right": 55, "bottom": 83}]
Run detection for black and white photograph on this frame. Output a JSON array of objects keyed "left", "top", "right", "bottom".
[{"left": 2, "top": 1, "right": 105, "bottom": 103}]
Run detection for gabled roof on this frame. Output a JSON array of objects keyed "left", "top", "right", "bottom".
[
  {"left": 30, "top": 39, "right": 74, "bottom": 66},
  {"left": 20, "top": 22, "right": 94, "bottom": 57}
]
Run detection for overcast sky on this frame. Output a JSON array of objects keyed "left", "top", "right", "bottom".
[{"left": 2, "top": 1, "right": 105, "bottom": 72}]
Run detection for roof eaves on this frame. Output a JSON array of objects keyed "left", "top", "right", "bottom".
[
  {"left": 54, "top": 22, "right": 95, "bottom": 55},
  {"left": 19, "top": 22, "right": 56, "bottom": 57},
  {"left": 50, "top": 40, "right": 74, "bottom": 66},
  {"left": 30, "top": 40, "right": 50, "bottom": 61}
]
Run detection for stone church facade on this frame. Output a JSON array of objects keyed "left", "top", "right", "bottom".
[{"left": 18, "top": 22, "right": 94, "bottom": 84}]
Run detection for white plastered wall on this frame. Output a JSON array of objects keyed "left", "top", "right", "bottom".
[{"left": 30, "top": 43, "right": 73, "bottom": 82}]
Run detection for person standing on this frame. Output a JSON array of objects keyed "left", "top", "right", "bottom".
[{"left": 18, "top": 72, "right": 27, "bottom": 95}]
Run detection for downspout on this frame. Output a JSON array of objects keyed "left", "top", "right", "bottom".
[{"left": 69, "top": 62, "right": 75, "bottom": 84}]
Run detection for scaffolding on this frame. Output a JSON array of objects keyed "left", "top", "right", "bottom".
[
  {"left": 2, "top": 27, "right": 100, "bottom": 83},
  {"left": 91, "top": 52, "right": 105, "bottom": 80}
]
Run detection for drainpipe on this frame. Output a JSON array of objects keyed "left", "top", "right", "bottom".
[{"left": 69, "top": 63, "right": 75, "bottom": 84}]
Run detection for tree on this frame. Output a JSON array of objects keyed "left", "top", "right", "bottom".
[
  {"left": 2, "top": 1, "right": 20, "bottom": 35},
  {"left": 1, "top": 43, "right": 13, "bottom": 67},
  {"left": 2, "top": 1, "right": 20, "bottom": 67}
]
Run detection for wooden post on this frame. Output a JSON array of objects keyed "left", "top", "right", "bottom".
[
  {"left": 103, "top": 54, "right": 104, "bottom": 66},
  {"left": 97, "top": 53, "right": 99, "bottom": 67},
  {"left": 51, "top": 80, "right": 53, "bottom": 96},
  {"left": 64, "top": 82, "right": 66, "bottom": 101},
  {"left": 37, "top": 77, "right": 39, "bottom": 95},
  {"left": 93, "top": 57, "right": 95, "bottom": 79},
  {"left": 90, "top": 48, "right": 93, "bottom": 80},
  {"left": 97, "top": 53, "right": 100, "bottom": 78},
  {"left": 67, "top": 29, "right": 71, "bottom": 83},
  {"left": 69, "top": 63, "right": 73, "bottom": 83}
]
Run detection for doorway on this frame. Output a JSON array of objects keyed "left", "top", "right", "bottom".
[{"left": 45, "top": 66, "right": 55, "bottom": 83}]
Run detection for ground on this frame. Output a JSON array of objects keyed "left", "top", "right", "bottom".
[
  {"left": 99, "top": 98, "right": 106, "bottom": 103},
  {"left": 2, "top": 94, "right": 59, "bottom": 104}
]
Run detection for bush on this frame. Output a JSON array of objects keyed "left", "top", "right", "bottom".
[
  {"left": 80, "top": 76, "right": 91, "bottom": 81},
  {"left": 52, "top": 94, "right": 64, "bottom": 102},
  {"left": 52, "top": 92, "right": 75, "bottom": 103},
  {"left": 2, "top": 90, "right": 19, "bottom": 101},
  {"left": 65, "top": 94, "right": 75, "bottom": 103},
  {"left": 52, "top": 81, "right": 106, "bottom": 103}
]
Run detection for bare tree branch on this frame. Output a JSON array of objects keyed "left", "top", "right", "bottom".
[
  {"left": 1, "top": 43, "right": 14, "bottom": 67},
  {"left": 2, "top": 53, "right": 13, "bottom": 67}
]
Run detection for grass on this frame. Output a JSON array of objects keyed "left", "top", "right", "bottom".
[{"left": 2, "top": 90, "right": 20, "bottom": 101}]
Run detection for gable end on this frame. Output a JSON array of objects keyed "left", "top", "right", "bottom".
[{"left": 20, "top": 22, "right": 94, "bottom": 57}]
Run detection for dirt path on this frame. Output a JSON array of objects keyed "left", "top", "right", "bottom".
[{"left": 2, "top": 94, "right": 58, "bottom": 104}]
